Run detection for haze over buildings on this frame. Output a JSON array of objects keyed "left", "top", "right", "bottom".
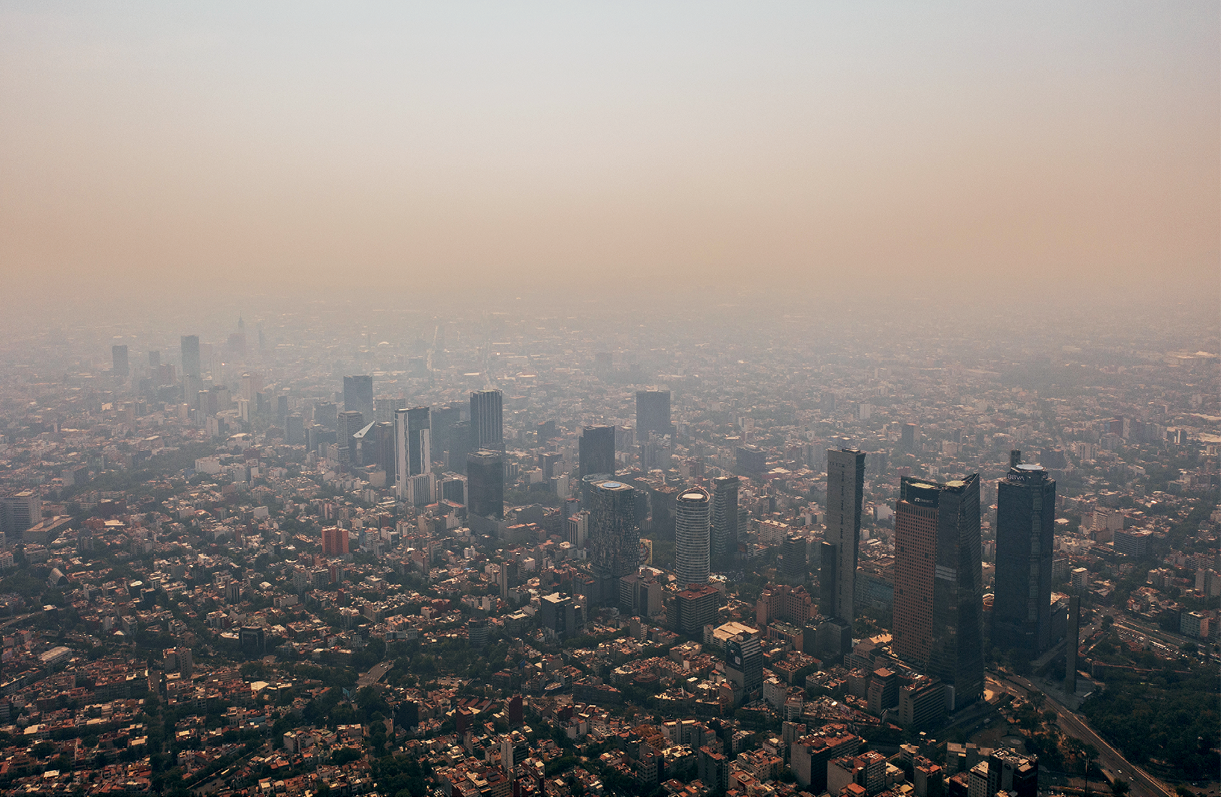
[{"left": 0, "top": 5, "right": 1215, "bottom": 796}]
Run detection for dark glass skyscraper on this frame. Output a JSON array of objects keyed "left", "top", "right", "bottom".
[
  {"left": 894, "top": 474, "right": 983, "bottom": 708},
  {"left": 431, "top": 401, "right": 465, "bottom": 465},
  {"left": 467, "top": 450, "right": 504, "bottom": 519},
  {"left": 821, "top": 449, "right": 866, "bottom": 624},
  {"left": 343, "top": 375, "right": 374, "bottom": 420},
  {"left": 470, "top": 390, "right": 504, "bottom": 451},
  {"left": 635, "top": 390, "right": 674, "bottom": 438},
  {"left": 450, "top": 420, "right": 473, "bottom": 473},
  {"left": 780, "top": 532, "right": 808, "bottom": 583},
  {"left": 111, "top": 345, "right": 129, "bottom": 378},
  {"left": 337, "top": 410, "right": 364, "bottom": 467},
  {"left": 578, "top": 425, "right": 616, "bottom": 478},
  {"left": 589, "top": 479, "right": 639, "bottom": 603},
  {"left": 180, "top": 335, "right": 201, "bottom": 379},
  {"left": 710, "top": 475, "right": 739, "bottom": 567},
  {"left": 993, "top": 452, "right": 1056, "bottom": 653}
]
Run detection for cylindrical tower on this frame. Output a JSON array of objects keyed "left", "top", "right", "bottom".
[{"left": 676, "top": 486, "right": 711, "bottom": 587}]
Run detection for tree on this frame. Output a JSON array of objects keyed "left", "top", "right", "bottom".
[{"left": 1110, "top": 779, "right": 1130, "bottom": 796}]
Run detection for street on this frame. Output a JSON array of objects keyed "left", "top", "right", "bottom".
[{"left": 990, "top": 672, "right": 1175, "bottom": 797}]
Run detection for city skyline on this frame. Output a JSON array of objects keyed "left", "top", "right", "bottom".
[{"left": 0, "top": 4, "right": 1215, "bottom": 794}]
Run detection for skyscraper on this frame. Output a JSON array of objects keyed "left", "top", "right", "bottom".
[
  {"left": 780, "top": 532, "right": 808, "bottom": 583},
  {"left": 470, "top": 389, "right": 504, "bottom": 451},
  {"left": 406, "top": 407, "right": 432, "bottom": 476},
  {"left": 343, "top": 375, "right": 374, "bottom": 420},
  {"left": 893, "top": 474, "right": 984, "bottom": 708},
  {"left": 285, "top": 413, "right": 305, "bottom": 446},
  {"left": 393, "top": 408, "right": 432, "bottom": 500},
  {"left": 675, "top": 486, "right": 711, "bottom": 587},
  {"left": 180, "top": 335, "right": 201, "bottom": 379},
  {"left": 467, "top": 450, "right": 504, "bottom": 519},
  {"left": 374, "top": 395, "right": 407, "bottom": 424},
  {"left": 337, "top": 410, "right": 364, "bottom": 467},
  {"left": 431, "top": 401, "right": 465, "bottom": 463},
  {"left": 111, "top": 345, "right": 129, "bottom": 378},
  {"left": 579, "top": 425, "right": 616, "bottom": 478},
  {"left": 901, "top": 423, "right": 917, "bottom": 451},
  {"left": 992, "top": 451, "right": 1056, "bottom": 653},
  {"left": 450, "top": 420, "right": 473, "bottom": 473},
  {"left": 393, "top": 408, "right": 408, "bottom": 499},
  {"left": 589, "top": 480, "right": 639, "bottom": 603},
  {"left": 821, "top": 449, "right": 866, "bottom": 625},
  {"left": 636, "top": 390, "right": 673, "bottom": 439},
  {"left": 710, "top": 476, "right": 739, "bottom": 567},
  {"left": 1065, "top": 595, "right": 1080, "bottom": 694}
]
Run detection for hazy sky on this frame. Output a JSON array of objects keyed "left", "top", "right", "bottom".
[{"left": 1, "top": 2, "right": 1217, "bottom": 305}]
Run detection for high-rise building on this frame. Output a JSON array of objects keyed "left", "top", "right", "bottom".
[
  {"left": 406, "top": 407, "right": 432, "bottom": 476},
  {"left": 579, "top": 425, "right": 616, "bottom": 479},
  {"left": 111, "top": 345, "right": 129, "bottom": 378},
  {"left": 239, "top": 626, "right": 265, "bottom": 656},
  {"left": 675, "top": 486, "right": 711, "bottom": 587},
  {"left": 392, "top": 408, "right": 418, "bottom": 500},
  {"left": 449, "top": 420, "right": 473, "bottom": 473},
  {"left": 467, "top": 450, "right": 505, "bottom": 519},
  {"left": 343, "top": 375, "right": 375, "bottom": 420},
  {"left": 430, "top": 401, "right": 465, "bottom": 462},
  {"left": 240, "top": 372, "right": 262, "bottom": 402},
  {"left": 336, "top": 410, "right": 364, "bottom": 467},
  {"left": 821, "top": 449, "right": 867, "bottom": 624},
  {"left": 725, "top": 631, "right": 764, "bottom": 695},
  {"left": 675, "top": 583, "right": 719, "bottom": 635},
  {"left": 711, "top": 476, "right": 739, "bottom": 567},
  {"left": 374, "top": 395, "right": 407, "bottom": 424},
  {"left": 901, "top": 423, "right": 917, "bottom": 451},
  {"left": 440, "top": 473, "right": 467, "bottom": 505},
  {"left": 780, "top": 533, "right": 808, "bottom": 583},
  {"left": 470, "top": 390, "right": 504, "bottom": 451},
  {"left": 372, "top": 421, "right": 396, "bottom": 475},
  {"left": 540, "top": 592, "right": 585, "bottom": 640},
  {"left": 148, "top": 350, "right": 160, "bottom": 369},
  {"left": 589, "top": 480, "right": 639, "bottom": 603},
  {"left": 314, "top": 401, "right": 338, "bottom": 429},
  {"left": 636, "top": 390, "right": 674, "bottom": 439},
  {"left": 467, "top": 617, "right": 489, "bottom": 648},
  {"left": 985, "top": 750, "right": 1039, "bottom": 797},
  {"left": 1065, "top": 595, "right": 1080, "bottom": 693},
  {"left": 735, "top": 445, "right": 766, "bottom": 475},
  {"left": 992, "top": 451, "right": 1056, "bottom": 653},
  {"left": 1, "top": 491, "right": 42, "bottom": 538},
  {"left": 284, "top": 413, "right": 305, "bottom": 446},
  {"left": 893, "top": 474, "right": 984, "bottom": 708},
  {"left": 180, "top": 335, "right": 201, "bottom": 379},
  {"left": 322, "top": 526, "right": 349, "bottom": 556}
]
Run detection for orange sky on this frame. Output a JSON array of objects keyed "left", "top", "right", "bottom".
[{"left": 1, "top": 3, "right": 1217, "bottom": 305}]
